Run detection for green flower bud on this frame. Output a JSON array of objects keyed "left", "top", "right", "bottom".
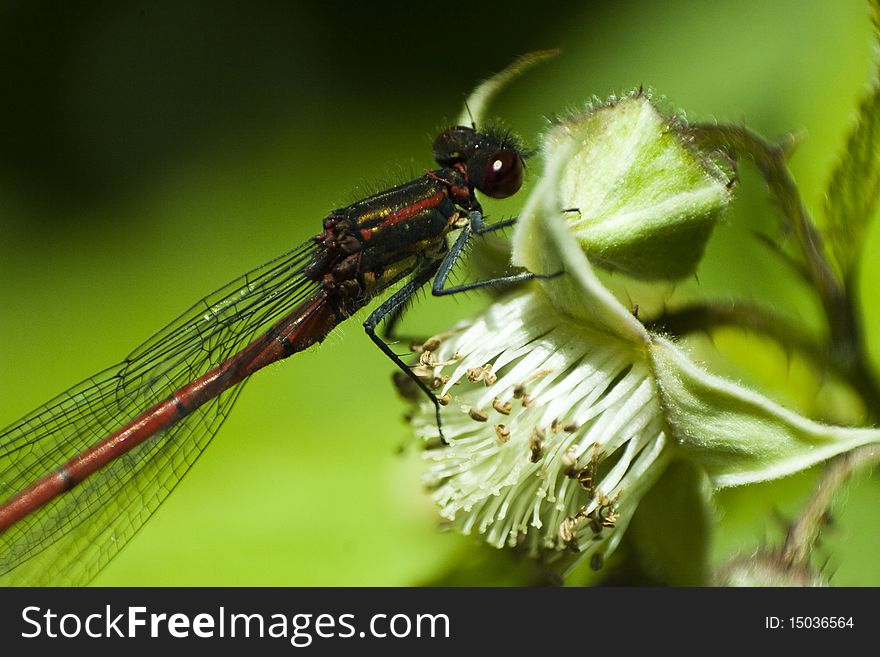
[{"left": 543, "top": 93, "right": 732, "bottom": 279}]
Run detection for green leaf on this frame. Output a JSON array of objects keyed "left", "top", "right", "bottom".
[{"left": 824, "top": 0, "right": 880, "bottom": 281}]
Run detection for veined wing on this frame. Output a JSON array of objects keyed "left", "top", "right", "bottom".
[{"left": 0, "top": 237, "right": 321, "bottom": 584}]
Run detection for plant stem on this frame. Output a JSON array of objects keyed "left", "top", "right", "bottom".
[
  {"left": 782, "top": 444, "right": 880, "bottom": 567},
  {"left": 687, "top": 123, "right": 880, "bottom": 416}
]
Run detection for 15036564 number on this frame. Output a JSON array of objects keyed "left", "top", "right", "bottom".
[{"left": 789, "top": 617, "right": 854, "bottom": 629}]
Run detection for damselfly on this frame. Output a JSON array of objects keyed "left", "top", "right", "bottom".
[{"left": 0, "top": 120, "right": 541, "bottom": 584}]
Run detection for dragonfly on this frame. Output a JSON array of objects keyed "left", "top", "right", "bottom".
[{"left": 0, "top": 120, "right": 545, "bottom": 585}]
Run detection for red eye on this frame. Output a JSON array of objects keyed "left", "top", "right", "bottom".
[{"left": 470, "top": 149, "right": 524, "bottom": 199}]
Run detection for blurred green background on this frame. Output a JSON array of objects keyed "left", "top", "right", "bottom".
[{"left": 0, "top": 0, "right": 877, "bottom": 585}]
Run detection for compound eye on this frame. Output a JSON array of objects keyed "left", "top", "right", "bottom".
[{"left": 474, "top": 149, "right": 524, "bottom": 199}]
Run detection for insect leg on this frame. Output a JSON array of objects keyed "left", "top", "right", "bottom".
[
  {"left": 363, "top": 263, "right": 447, "bottom": 440},
  {"left": 432, "top": 211, "right": 562, "bottom": 297}
]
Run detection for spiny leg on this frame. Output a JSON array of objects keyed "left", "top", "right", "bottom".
[
  {"left": 432, "top": 211, "right": 562, "bottom": 297},
  {"left": 363, "top": 263, "right": 448, "bottom": 441}
]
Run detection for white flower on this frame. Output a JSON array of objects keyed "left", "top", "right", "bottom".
[{"left": 413, "top": 292, "right": 670, "bottom": 568}]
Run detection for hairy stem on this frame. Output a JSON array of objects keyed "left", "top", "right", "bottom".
[{"left": 782, "top": 444, "right": 880, "bottom": 567}]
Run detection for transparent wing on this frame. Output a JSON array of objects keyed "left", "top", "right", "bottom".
[{"left": 0, "top": 238, "right": 321, "bottom": 584}]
